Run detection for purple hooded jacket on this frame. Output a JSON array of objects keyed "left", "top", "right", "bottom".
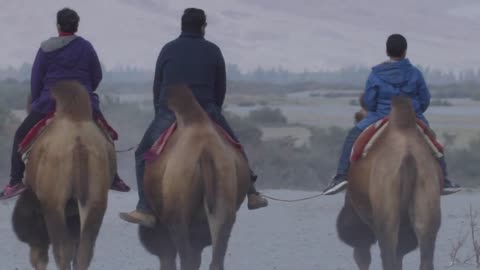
[{"left": 30, "top": 35, "right": 102, "bottom": 114}]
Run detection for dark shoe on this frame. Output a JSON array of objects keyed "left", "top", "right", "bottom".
[
  {"left": 247, "top": 193, "right": 268, "bottom": 210},
  {"left": 0, "top": 182, "right": 27, "bottom": 200},
  {"left": 442, "top": 178, "right": 462, "bottom": 195},
  {"left": 322, "top": 174, "right": 348, "bottom": 195},
  {"left": 119, "top": 210, "right": 156, "bottom": 227},
  {"left": 110, "top": 176, "right": 131, "bottom": 192}
]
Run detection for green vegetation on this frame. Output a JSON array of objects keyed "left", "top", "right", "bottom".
[
  {"left": 0, "top": 78, "right": 479, "bottom": 189},
  {"left": 430, "top": 99, "right": 453, "bottom": 107},
  {"left": 247, "top": 107, "right": 288, "bottom": 125}
]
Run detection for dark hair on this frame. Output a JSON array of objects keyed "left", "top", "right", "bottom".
[
  {"left": 181, "top": 8, "right": 206, "bottom": 33},
  {"left": 386, "top": 34, "right": 407, "bottom": 58},
  {"left": 57, "top": 8, "right": 80, "bottom": 33}
]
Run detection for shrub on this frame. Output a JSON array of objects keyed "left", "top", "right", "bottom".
[{"left": 247, "top": 107, "right": 288, "bottom": 125}]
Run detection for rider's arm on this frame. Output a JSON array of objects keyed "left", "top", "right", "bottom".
[
  {"left": 362, "top": 74, "right": 378, "bottom": 112},
  {"left": 30, "top": 48, "right": 46, "bottom": 103},
  {"left": 214, "top": 48, "right": 226, "bottom": 108},
  {"left": 417, "top": 72, "right": 431, "bottom": 113},
  {"left": 153, "top": 48, "right": 166, "bottom": 114},
  {"left": 90, "top": 45, "right": 103, "bottom": 92}
]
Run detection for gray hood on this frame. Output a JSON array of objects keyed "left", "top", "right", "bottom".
[{"left": 40, "top": 35, "right": 78, "bottom": 53}]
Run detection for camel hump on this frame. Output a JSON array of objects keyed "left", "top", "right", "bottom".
[
  {"left": 51, "top": 80, "right": 92, "bottom": 121},
  {"left": 165, "top": 84, "right": 195, "bottom": 111},
  {"left": 390, "top": 95, "right": 417, "bottom": 130}
]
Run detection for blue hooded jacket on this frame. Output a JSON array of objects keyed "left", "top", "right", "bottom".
[{"left": 356, "top": 58, "right": 430, "bottom": 130}]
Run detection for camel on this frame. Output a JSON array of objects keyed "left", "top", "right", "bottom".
[
  {"left": 12, "top": 80, "right": 115, "bottom": 270},
  {"left": 138, "top": 84, "right": 250, "bottom": 270},
  {"left": 336, "top": 95, "right": 442, "bottom": 270}
]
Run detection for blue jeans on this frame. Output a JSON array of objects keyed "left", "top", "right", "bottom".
[
  {"left": 335, "top": 127, "right": 449, "bottom": 178},
  {"left": 135, "top": 105, "right": 246, "bottom": 213},
  {"left": 336, "top": 127, "right": 363, "bottom": 176}
]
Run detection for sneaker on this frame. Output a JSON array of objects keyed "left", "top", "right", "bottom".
[
  {"left": 0, "top": 182, "right": 27, "bottom": 200},
  {"left": 442, "top": 178, "right": 462, "bottom": 196},
  {"left": 322, "top": 174, "right": 348, "bottom": 195},
  {"left": 110, "top": 176, "right": 131, "bottom": 192},
  {"left": 119, "top": 210, "right": 156, "bottom": 227},
  {"left": 247, "top": 193, "right": 268, "bottom": 210}
]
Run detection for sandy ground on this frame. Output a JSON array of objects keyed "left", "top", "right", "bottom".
[{"left": 1, "top": 189, "right": 479, "bottom": 270}]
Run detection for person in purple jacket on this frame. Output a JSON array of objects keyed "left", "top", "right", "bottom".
[{"left": 0, "top": 8, "right": 130, "bottom": 200}]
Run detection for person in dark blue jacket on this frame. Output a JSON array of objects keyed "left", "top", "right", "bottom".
[
  {"left": 323, "top": 34, "right": 462, "bottom": 196},
  {"left": 0, "top": 8, "right": 130, "bottom": 200},
  {"left": 119, "top": 8, "right": 268, "bottom": 227}
]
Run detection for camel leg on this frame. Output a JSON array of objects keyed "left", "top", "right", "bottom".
[
  {"left": 43, "top": 206, "right": 75, "bottom": 270},
  {"left": 396, "top": 224, "right": 418, "bottom": 270},
  {"left": 376, "top": 219, "right": 401, "bottom": 270},
  {"left": 336, "top": 198, "right": 375, "bottom": 270},
  {"left": 189, "top": 243, "right": 203, "bottom": 270},
  {"left": 169, "top": 222, "right": 197, "bottom": 270},
  {"left": 30, "top": 244, "right": 49, "bottom": 270},
  {"left": 413, "top": 213, "right": 439, "bottom": 270},
  {"left": 139, "top": 224, "right": 178, "bottom": 270},
  {"left": 353, "top": 247, "right": 372, "bottom": 270},
  {"left": 159, "top": 232, "right": 177, "bottom": 270},
  {"left": 12, "top": 190, "right": 51, "bottom": 270},
  {"left": 206, "top": 208, "right": 235, "bottom": 270},
  {"left": 75, "top": 203, "right": 107, "bottom": 270}
]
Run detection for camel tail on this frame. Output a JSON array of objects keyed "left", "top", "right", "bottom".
[
  {"left": 72, "top": 137, "right": 90, "bottom": 207},
  {"left": 399, "top": 153, "right": 417, "bottom": 211},
  {"left": 199, "top": 149, "right": 218, "bottom": 214}
]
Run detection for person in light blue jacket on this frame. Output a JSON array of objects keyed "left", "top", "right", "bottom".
[{"left": 323, "top": 34, "right": 461, "bottom": 195}]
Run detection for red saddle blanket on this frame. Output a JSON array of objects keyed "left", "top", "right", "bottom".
[
  {"left": 350, "top": 118, "right": 444, "bottom": 162},
  {"left": 144, "top": 121, "right": 243, "bottom": 162},
  {"left": 18, "top": 112, "right": 118, "bottom": 155}
]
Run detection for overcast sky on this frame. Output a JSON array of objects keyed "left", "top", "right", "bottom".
[{"left": 1, "top": 0, "right": 479, "bottom": 72}]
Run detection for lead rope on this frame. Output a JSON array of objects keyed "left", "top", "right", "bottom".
[{"left": 260, "top": 192, "right": 325, "bottom": 202}]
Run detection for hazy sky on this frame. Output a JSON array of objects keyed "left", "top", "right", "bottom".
[{"left": 1, "top": 0, "right": 479, "bottom": 72}]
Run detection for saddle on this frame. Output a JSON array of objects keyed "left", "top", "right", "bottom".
[
  {"left": 144, "top": 121, "right": 242, "bottom": 162},
  {"left": 350, "top": 117, "right": 444, "bottom": 162},
  {"left": 19, "top": 112, "right": 118, "bottom": 161}
]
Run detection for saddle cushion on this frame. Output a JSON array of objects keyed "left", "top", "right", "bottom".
[
  {"left": 144, "top": 121, "right": 243, "bottom": 162},
  {"left": 350, "top": 117, "right": 444, "bottom": 162},
  {"left": 19, "top": 112, "right": 118, "bottom": 157}
]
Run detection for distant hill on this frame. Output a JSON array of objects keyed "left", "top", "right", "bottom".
[{"left": 1, "top": 0, "right": 480, "bottom": 73}]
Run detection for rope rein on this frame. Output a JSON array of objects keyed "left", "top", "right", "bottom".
[
  {"left": 115, "top": 145, "right": 137, "bottom": 153},
  {"left": 260, "top": 193, "right": 325, "bottom": 202}
]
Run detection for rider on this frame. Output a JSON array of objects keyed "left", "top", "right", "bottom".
[
  {"left": 322, "top": 34, "right": 462, "bottom": 196},
  {"left": 119, "top": 8, "right": 268, "bottom": 227},
  {"left": 0, "top": 8, "right": 130, "bottom": 200}
]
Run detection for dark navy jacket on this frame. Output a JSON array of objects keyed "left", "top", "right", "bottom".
[
  {"left": 153, "top": 32, "right": 226, "bottom": 113},
  {"left": 30, "top": 35, "right": 102, "bottom": 114},
  {"left": 357, "top": 58, "right": 430, "bottom": 130}
]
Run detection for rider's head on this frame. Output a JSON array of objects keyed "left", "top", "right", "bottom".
[
  {"left": 56, "top": 8, "right": 80, "bottom": 34},
  {"left": 386, "top": 34, "right": 407, "bottom": 59},
  {"left": 181, "top": 8, "right": 207, "bottom": 35}
]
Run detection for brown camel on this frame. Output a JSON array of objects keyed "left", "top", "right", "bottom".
[
  {"left": 12, "top": 80, "right": 115, "bottom": 270},
  {"left": 138, "top": 84, "right": 250, "bottom": 270},
  {"left": 336, "top": 95, "right": 442, "bottom": 270}
]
